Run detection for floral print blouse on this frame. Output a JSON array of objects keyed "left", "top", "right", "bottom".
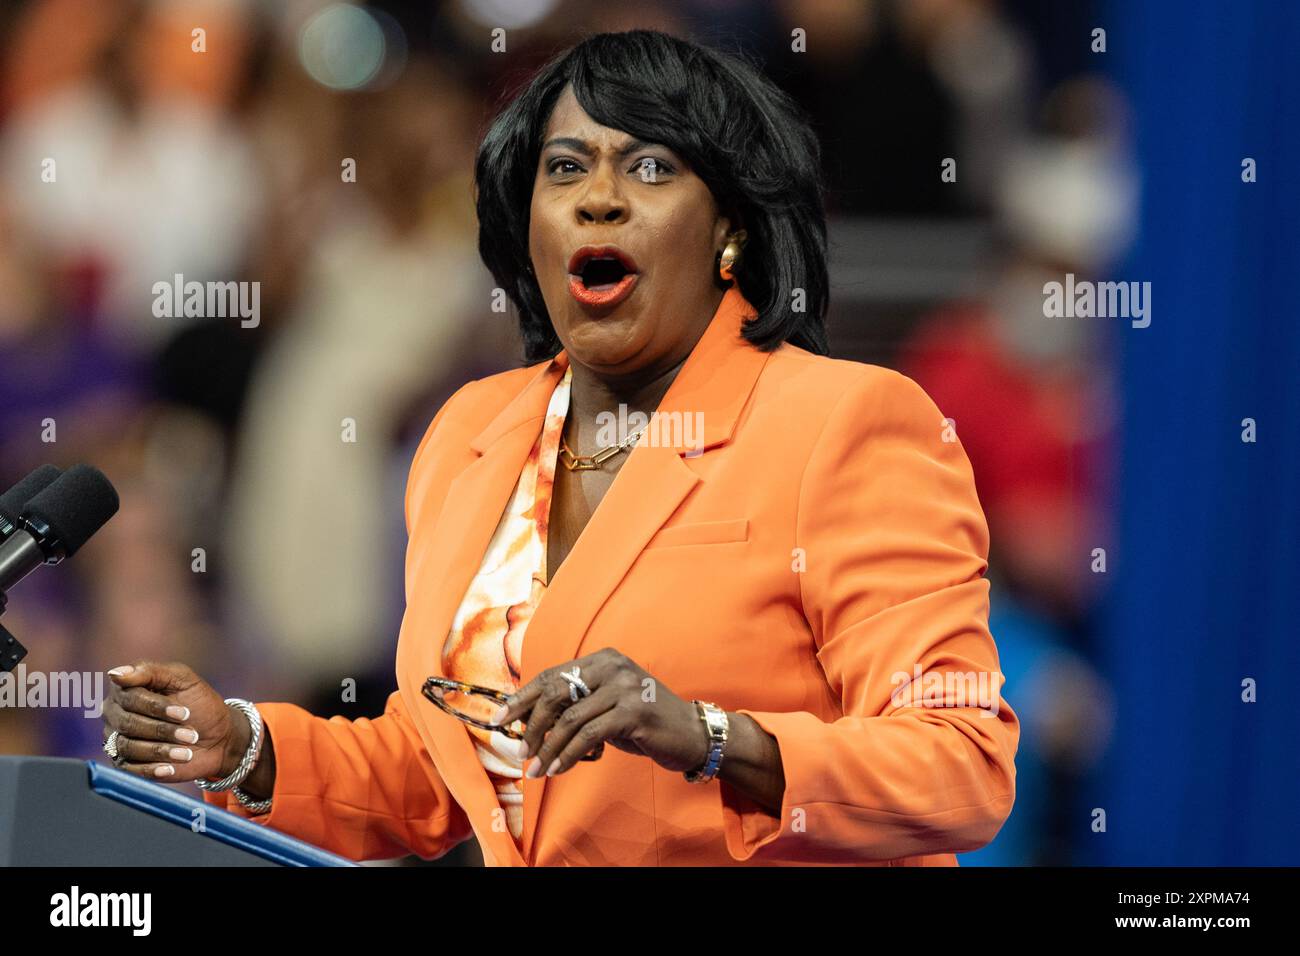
[{"left": 439, "top": 364, "right": 572, "bottom": 845}]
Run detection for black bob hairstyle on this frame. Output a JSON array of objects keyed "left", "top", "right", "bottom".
[{"left": 474, "top": 30, "right": 830, "bottom": 363}]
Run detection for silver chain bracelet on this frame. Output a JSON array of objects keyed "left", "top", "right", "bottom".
[
  {"left": 194, "top": 699, "right": 266, "bottom": 801},
  {"left": 231, "top": 784, "right": 272, "bottom": 815}
]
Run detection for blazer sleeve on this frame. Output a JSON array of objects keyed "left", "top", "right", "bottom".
[
  {"left": 202, "top": 691, "right": 474, "bottom": 861},
  {"left": 202, "top": 384, "right": 478, "bottom": 862},
  {"left": 718, "top": 368, "right": 1020, "bottom": 863}
]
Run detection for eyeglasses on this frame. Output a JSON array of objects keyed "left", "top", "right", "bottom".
[{"left": 423, "top": 676, "right": 603, "bottom": 761}]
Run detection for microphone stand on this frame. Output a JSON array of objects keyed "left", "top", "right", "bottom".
[{"left": 0, "top": 591, "right": 28, "bottom": 673}]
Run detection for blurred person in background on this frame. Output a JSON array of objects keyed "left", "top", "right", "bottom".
[
  {"left": 221, "top": 52, "right": 495, "bottom": 710},
  {"left": 0, "top": 0, "right": 272, "bottom": 762},
  {"left": 901, "top": 75, "right": 1131, "bottom": 622},
  {"left": 898, "top": 75, "right": 1129, "bottom": 862},
  {"left": 766, "top": 0, "right": 1030, "bottom": 217},
  {"left": 0, "top": 0, "right": 265, "bottom": 353}
]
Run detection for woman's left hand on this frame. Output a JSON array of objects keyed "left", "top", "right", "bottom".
[{"left": 494, "top": 647, "right": 711, "bottom": 778}]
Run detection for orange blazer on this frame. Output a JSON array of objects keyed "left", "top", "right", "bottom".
[{"left": 205, "top": 285, "right": 1019, "bottom": 866}]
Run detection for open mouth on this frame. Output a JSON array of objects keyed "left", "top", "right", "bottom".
[
  {"left": 568, "top": 246, "right": 639, "bottom": 288},
  {"left": 579, "top": 257, "right": 632, "bottom": 290},
  {"left": 567, "top": 245, "right": 640, "bottom": 309}
]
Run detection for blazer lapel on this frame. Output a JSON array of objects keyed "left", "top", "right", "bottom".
[
  {"left": 396, "top": 358, "right": 562, "bottom": 868},
  {"left": 518, "top": 284, "right": 772, "bottom": 861}
]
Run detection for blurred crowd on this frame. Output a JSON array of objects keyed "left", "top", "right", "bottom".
[{"left": 0, "top": 0, "right": 1133, "bottom": 865}]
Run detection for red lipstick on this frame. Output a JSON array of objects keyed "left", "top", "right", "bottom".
[{"left": 567, "top": 245, "right": 640, "bottom": 310}]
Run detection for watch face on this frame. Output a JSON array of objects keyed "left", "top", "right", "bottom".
[{"left": 703, "top": 705, "right": 728, "bottom": 736}]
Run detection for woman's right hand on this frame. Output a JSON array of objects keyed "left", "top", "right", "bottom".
[{"left": 101, "top": 661, "right": 253, "bottom": 786}]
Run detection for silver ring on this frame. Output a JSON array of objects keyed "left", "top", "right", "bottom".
[
  {"left": 104, "top": 730, "right": 122, "bottom": 763},
  {"left": 559, "top": 667, "right": 591, "bottom": 702}
]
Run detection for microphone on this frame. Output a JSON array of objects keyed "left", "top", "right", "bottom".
[
  {"left": 0, "top": 464, "right": 120, "bottom": 594},
  {"left": 0, "top": 464, "right": 62, "bottom": 541},
  {"left": 0, "top": 465, "right": 119, "bottom": 671}
]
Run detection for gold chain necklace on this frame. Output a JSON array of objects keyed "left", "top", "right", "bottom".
[{"left": 558, "top": 425, "right": 647, "bottom": 471}]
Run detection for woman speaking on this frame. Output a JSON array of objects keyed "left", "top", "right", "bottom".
[{"left": 100, "top": 30, "right": 1018, "bottom": 866}]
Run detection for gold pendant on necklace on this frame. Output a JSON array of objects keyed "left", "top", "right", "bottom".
[{"left": 558, "top": 428, "right": 646, "bottom": 471}]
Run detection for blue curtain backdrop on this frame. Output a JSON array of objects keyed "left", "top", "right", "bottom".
[{"left": 1089, "top": 1, "right": 1300, "bottom": 864}]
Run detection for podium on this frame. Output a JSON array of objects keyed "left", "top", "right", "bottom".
[{"left": 0, "top": 756, "right": 355, "bottom": 866}]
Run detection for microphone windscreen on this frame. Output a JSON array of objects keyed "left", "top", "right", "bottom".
[
  {"left": 0, "top": 465, "right": 62, "bottom": 528},
  {"left": 24, "top": 464, "right": 120, "bottom": 557}
]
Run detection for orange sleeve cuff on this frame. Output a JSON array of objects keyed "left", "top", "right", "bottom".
[
  {"left": 717, "top": 709, "right": 823, "bottom": 862},
  {"left": 199, "top": 701, "right": 306, "bottom": 833}
]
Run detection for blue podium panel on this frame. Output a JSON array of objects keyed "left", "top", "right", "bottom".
[{"left": 0, "top": 757, "right": 356, "bottom": 867}]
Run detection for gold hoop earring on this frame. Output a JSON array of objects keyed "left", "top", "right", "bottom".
[{"left": 718, "top": 230, "right": 747, "bottom": 282}]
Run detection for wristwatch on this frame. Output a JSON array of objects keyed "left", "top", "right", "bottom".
[{"left": 684, "top": 700, "right": 729, "bottom": 783}]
